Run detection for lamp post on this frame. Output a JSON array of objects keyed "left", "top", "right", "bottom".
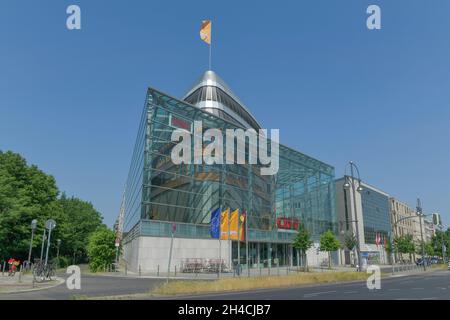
[
  {"left": 44, "top": 219, "right": 56, "bottom": 267},
  {"left": 416, "top": 199, "right": 426, "bottom": 271},
  {"left": 343, "top": 161, "right": 364, "bottom": 272},
  {"left": 27, "top": 219, "right": 38, "bottom": 268},
  {"left": 40, "top": 229, "right": 47, "bottom": 262},
  {"left": 440, "top": 225, "right": 447, "bottom": 263},
  {"left": 56, "top": 239, "right": 61, "bottom": 268}
]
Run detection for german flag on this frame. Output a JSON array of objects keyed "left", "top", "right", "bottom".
[{"left": 200, "top": 20, "right": 212, "bottom": 44}]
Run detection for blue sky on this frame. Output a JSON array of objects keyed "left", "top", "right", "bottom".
[{"left": 1, "top": 0, "right": 449, "bottom": 227}]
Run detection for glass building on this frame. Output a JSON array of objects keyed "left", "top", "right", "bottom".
[
  {"left": 336, "top": 177, "right": 391, "bottom": 265},
  {"left": 122, "top": 71, "right": 337, "bottom": 270},
  {"left": 360, "top": 186, "right": 391, "bottom": 244}
]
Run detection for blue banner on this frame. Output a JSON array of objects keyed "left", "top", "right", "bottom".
[{"left": 210, "top": 207, "right": 221, "bottom": 239}]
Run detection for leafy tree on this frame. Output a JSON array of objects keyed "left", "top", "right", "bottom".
[
  {"left": 0, "top": 150, "right": 105, "bottom": 264},
  {"left": 86, "top": 227, "right": 116, "bottom": 272},
  {"left": 394, "top": 235, "right": 415, "bottom": 262},
  {"left": 319, "top": 230, "right": 340, "bottom": 269},
  {"left": 59, "top": 193, "right": 103, "bottom": 263},
  {"left": 0, "top": 151, "right": 62, "bottom": 260},
  {"left": 292, "top": 224, "right": 313, "bottom": 271},
  {"left": 432, "top": 230, "right": 450, "bottom": 259},
  {"left": 424, "top": 242, "right": 434, "bottom": 257}
]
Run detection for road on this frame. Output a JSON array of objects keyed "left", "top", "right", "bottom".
[
  {"left": 1, "top": 269, "right": 449, "bottom": 300},
  {"left": 169, "top": 269, "right": 450, "bottom": 300},
  {"left": 0, "top": 273, "right": 164, "bottom": 300}
]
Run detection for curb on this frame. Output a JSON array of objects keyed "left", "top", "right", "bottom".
[{"left": 0, "top": 277, "right": 65, "bottom": 295}]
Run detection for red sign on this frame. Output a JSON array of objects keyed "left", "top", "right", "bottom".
[
  {"left": 171, "top": 116, "right": 191, "bottom": 131},
  {"left": 276, "top": 217, "right": 300, "bottom": 230}
]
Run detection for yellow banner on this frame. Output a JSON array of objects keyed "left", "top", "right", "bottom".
[
  {"left": 229, "top": 209, "right": 239, "bottom": 240},
  {"left": 200, "top": 20, "right": 211, "bottom": 45},
  {"left": 220, "top": 208, "right": 229, "bottom": 240},
  {"left": 239, "top": 212, "right": 246, "bottom": 242}
]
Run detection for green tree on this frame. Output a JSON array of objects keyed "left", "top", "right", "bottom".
[
  {"left": 395, "top": 235, "right": 415, "bottom": 262},
  {"left": 0, "top": 151, "right": 62, "bottom": 260},
  {"left": 424, "top": 242, "right": 434, "bottom": 257},
  {"left": 432, "top": 230, "right": 450, "bottom": 260},
  {"left": 86, "top": 227, "right": 116, "bottom": 272},
  {"left": 292, "top": 224, "right": 313, "bottom": 271},
  {"left": 319, "top": 230, "right": 340, "bottom": 269},
  {"left": 0, "top": 150, "right": 105, "bottom": 264},
  {"left": 59, "top": 193, "right": 103, "bottom": 264}
]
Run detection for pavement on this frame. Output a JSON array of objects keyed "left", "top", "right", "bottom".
[
  {"left": 0, "top": 272, "right": 165, "bottom": 300},
  {"left": 166, "top": 269, "right": 450, "bottom": 300}
]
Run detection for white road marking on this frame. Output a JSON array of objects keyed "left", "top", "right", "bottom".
[
  {"left": 412, "top": 288, "right": 424, "bottom": 290},
  {"left": 303, "top": 290, "right": 337, "bottom": 297},
  {"left": 388, "top": 289, "right": 401, "bottom": 291},
  {"left": 344, "top": 291, "right": 358, "bottom": 294}
]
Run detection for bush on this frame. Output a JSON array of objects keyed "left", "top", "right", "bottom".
[
  {"left": 53, "top": 256, "right": 70, "bottom": 269},
  {"left": 86, "top": 227, "right": 116, "bottom": 272}
]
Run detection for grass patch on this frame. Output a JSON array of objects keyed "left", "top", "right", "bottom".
[
  {"left": 152, "top": 272, "right": 371, "bottom": 296},
  {"left": 430, "top": 263, "right": 448, "bottom": 270}
]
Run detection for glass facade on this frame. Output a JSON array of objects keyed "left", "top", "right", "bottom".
[
  {"left": 122, "top": 87, "right": 337, "bottom": 244},
  {"left": 361, "top": 186, "right": 391, "bottom": 244}
]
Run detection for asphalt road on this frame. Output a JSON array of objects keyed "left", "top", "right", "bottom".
[
  {"left": 1, "top": 269, "right": 449, "bottom": 300},
  {"left": 170, "top": 269, "right": 450, "bottom": 300},
  {"left": 0, "top": 273, "right": 165, "bottom": 300}
]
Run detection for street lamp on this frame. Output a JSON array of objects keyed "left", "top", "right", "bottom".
[
  {"left": 27, "top": 219, "right": 38, "bottom": 268},
  {"left": 416, "top": 199, "right": 427, "bottom": 271},
  {"left": 56, "top": 239, "right": 62, "bottom": 268},
  {"left": 343, "top": 161, "right": 364, "bottom": 272},
  {"left": 44, "top": 219, "right": 56, "bottom": 267}
]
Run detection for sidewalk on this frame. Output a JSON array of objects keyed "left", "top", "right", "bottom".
[{"left": 0, "top": 273, "right": 63, "bottom": 294}]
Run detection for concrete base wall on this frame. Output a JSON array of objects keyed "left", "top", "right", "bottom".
[
  {"left": 123, "top": 236, "right": 342, "bottom": 272},
  {"left": 123, "top": 236, "right": 231, "bottom": 273}
]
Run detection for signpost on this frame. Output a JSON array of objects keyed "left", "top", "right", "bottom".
[
  {"left": 44, "top": 219, "right": 56, "bottom": 266},
  {"left": 27, "top": 219, "right": 38, "bottom": 267},
  {"left": 167, "top": 223, "right": 176, "bottom": 283}
]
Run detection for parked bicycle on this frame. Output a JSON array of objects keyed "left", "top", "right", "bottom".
[{"left": 32, "top": 260, "right": 56, "bottom": 282}]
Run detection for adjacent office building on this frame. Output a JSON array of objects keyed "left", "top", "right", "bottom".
[
  {"left": 336, "top": 178, "right": 391, "bottom": 266},
  {"left": 120, "top": 71, "right": 338, "bottom": 272}
]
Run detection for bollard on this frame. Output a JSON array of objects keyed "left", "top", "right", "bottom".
[
  {"left": 139, "top": 265, "right": 141, "bottom": 277},
  {"left": 157, "top": 265, "right": 160, "bottom": 277},
  {"left": 18, "top": 265, "right": 23, "bottom": 283},
  {"left": 259, "top": 266, "right": 262, "bottom": 276},
  {"left": 174, "top": 265, "right": 177, "bottom": 277},
  {"left": 286, "top": 267, "right": 289, "bottom": 275},
  {"left": 268, "top": 266, "right": 271, "bottom": 276},
  {"left": 125, "top": 264, "right": 127, "bottom": 276},
  {"left": 2, "top": 261, "right": 5, "bottom": 276}
]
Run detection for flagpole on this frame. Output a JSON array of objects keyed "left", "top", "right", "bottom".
[
  {"left": 218, "top": 207, "right": 222, "bottom": 278},
  {"left": 209, "top": 43, "right": 212, "bottom": 71},
  {"left": 246, "top": 211, "right": 249, "bottom": 277},
  {"left": 228, "top": 209, "right": 231, "bottom": 271},
  {"left": 237, "top": 210, "right": 240, "bottom": 276}
]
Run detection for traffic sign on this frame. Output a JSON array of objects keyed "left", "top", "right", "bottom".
[{"left": 45, "top": 219, "right": 56, "bottom": 230}]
